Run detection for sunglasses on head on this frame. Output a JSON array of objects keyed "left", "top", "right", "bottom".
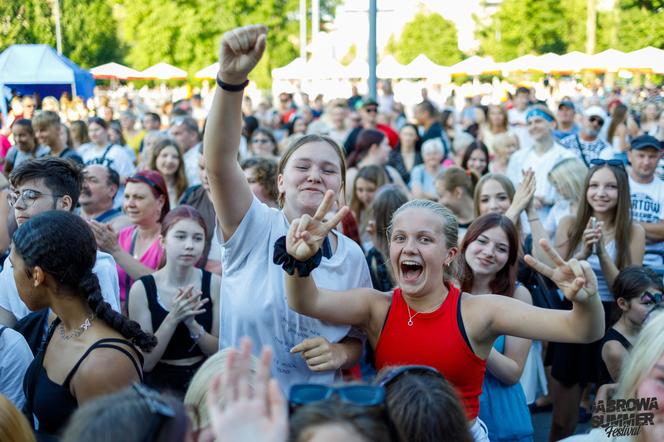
[
  {"left": 378, "top": 365, "right": 442, "bottom": 388},
  {"left": 589, "top": 159, "right": 625, "bottom": 168},
  {"left": 641, "top": 291, "right": 663, "bottom": 305},
  {"left": 289, "top": 384, "right": 385, "bottom": 414}
]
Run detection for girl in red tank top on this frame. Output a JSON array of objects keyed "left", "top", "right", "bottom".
[{"left": 280, "top": 195, "right": 606, "bottom": 426}]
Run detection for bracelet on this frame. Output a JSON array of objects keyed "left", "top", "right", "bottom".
[
  {"left": 188, "top": 324, "right": 204, "bottom": 352},
  {"left": 273, "top": 235, "right": 332, "bottom": 277},
  {"left": 216, "top": 74, "right": 249, "bottom": 92}
]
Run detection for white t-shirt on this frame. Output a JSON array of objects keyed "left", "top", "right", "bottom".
[
  {"left": 183, "top": 144, "right": 202, "bottom": 187},
  {"left": 0, "top": 327, "right": 33, "bottom": 409},
  {"left": 506, "top": 142, "right": 575, "bottom": 207},
  {"left": 218, "top": 197, "right": 372, "bottom": 393},
  {"left": 629, "top": 174, "right": 664, "bottom": 259},
  {"left": 79, "top": 143, "right": 136, "bottom": 179},
  {"left": 0, "top": 251, "right": 121, "bottom": 321}
]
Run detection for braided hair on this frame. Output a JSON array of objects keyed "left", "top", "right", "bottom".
[{"left": 13, "top": 211, "right": 156, "bottom": 352}]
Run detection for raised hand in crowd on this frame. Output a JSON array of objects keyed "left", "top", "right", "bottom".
[
  {"left": 206, "top": 338, "right": 288, "bottom": 442},
  {"left": 505, "top": 168, "right": 535, "bottom": 223},
  {"left": 218, "top": 25, "right": 268, "bottom": 85}
]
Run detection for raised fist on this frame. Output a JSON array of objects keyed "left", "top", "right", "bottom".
[{"left": 218, "top": 25, "right": 268, "bottom": 84}]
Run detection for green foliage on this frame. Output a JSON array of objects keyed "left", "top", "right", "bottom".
[
  {"left": 477, "top": 0, "right": 664, "bottom": 61},
  {"left": 390, "top": 12, "right": 463, "bottom": 65},
  {"left": 0, "top": 0, "right": 123, "bottom": 67}
]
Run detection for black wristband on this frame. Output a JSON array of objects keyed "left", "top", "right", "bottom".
[
  {"left": 273, "top": 235, "right": 323, "bottom": 277},
  {"left": 216, "top": 74, "right": 249, "bottom": 92}
]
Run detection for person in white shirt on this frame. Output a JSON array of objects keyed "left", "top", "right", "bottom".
[
  {"left": 508, "top": 87, "right": 532, "bottom": 149},
  {"left": 627, "top": 135, "right": 664, "bottom": 265},
  {"left": 204, "top": 25, "right": 367, "bottom": 393},
  {"left": 169, "top": 116, "right": 202, "bottom": 187},
  {"left": 0, "top": 158, "right": 121, "bottom": 328},
  {"left": 506, "top": 105, "right": 575, "bottom": 218},
  {"left": 79, "top": 117, "right": 136, "bottom": 182},
  {"left": 0, "top": 326, "right": 33, "bottom": 409},
  {"left": 559, "top": 106, "right": 613, "bottom": 165}
]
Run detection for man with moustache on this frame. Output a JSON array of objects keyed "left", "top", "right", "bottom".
[{"left": 559, "top": 106, "right": 612, "bottom": 166}]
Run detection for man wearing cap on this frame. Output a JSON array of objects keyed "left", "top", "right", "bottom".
[
  {"left": 343, "top": 98, "right": 398, "bottom": 156},
  {"left": 553, "top": 100, "right": 580, "bottom": 141},
  {"left": 559, "top": 106, "right": 612, "bottom": 166},
  {"left": 628, "top": 134, "right": 664, "bottom": 265}
]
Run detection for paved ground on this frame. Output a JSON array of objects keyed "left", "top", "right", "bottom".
[{"left": 532, "top": 411, "right": 592, "bottom": 441}]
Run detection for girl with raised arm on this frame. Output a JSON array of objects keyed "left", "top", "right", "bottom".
[
  {"left": 203, "top": 25, "right": 368, "bottom": 392},
  {"left": 280, "top": 193, "right": 605, "bottom": 440}
]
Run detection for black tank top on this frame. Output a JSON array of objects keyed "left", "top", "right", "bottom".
[
  {"left": 599, "top": 327, "right": 632, "bottom": 385},
  {"left": 23, "top": 318, "right": 143, "bottom": 436},
  {"left": 139, "top": 270, "right": 213, "bottom": 360}
]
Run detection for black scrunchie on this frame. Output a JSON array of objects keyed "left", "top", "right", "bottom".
[{"left": 273, "top": 235, "right": 332, "bottom": 277}]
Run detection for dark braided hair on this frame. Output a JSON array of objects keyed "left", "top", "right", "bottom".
[{"left": 13, "top": 211, "right": 156, "bottom": 352}]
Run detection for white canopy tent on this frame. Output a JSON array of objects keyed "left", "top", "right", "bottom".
[
  {"left": 377, "top": 55, "right": 408, "bottom": 79},
  {"left": 195, "top": 62, "right": 219, "bottom": 80},
  {"left": 90, "top": 62, "right": 142, "bottom": 80},
  {"left": 135, "top": 62, "right": 187, "bottom": 80},
  {"left": 402, "top": 54, "right": 449, "bottom": 80}
]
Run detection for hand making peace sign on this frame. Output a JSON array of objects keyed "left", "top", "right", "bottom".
[
  {"left": 286, "top": 190, "right": 349, "bottom": 262},
  {"left": 524, "top": 239, "right": 598, "bottom": 303}
]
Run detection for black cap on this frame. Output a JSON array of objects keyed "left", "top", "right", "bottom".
[
  {"left": 631, "top": 135, "right": 662, "bottom": 151},
  {"left": 361, "top": 98, "right": 379, "bottom": 109},
  {"left": 558, "top": 100, "right": 575, "bottom": 111}
]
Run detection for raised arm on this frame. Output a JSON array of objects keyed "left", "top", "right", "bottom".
[
  {"left": 483, "top": 239, "right": 604, "bottom": 344},
  {"left": 205, "top": 25, "right": 267, "bottom": 240},
  {"left": 282, "top": 190, "right": 383, "bottom": 331}
]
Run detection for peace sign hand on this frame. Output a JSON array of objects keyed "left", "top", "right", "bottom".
[
  {"left": 286, "top": 190, "right": 349, "bottom": 262},
  {"left": 524, "top": 239, "right": 598, "bottom": 303},
  {"left": 218, "top": 25, "right": 267, "bottom": 84}
]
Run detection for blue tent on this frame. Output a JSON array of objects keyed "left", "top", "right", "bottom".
[{"left": 0, "top": 44, "right": 95, "bottom": 120}]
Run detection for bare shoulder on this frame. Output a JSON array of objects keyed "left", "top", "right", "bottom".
[
  {"left": 513, "top": 285, "right": 533, "bottom": 305},
  {"left": 73, "top": 344, "right": 141, "bottom": 403}
]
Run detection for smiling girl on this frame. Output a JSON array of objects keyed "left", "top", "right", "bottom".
[
  {"left": 128, "top": 206, "right": 220, "bottom": 396},
  {"left": 150, "top": 138, "right": 188, "bottom": 208},
  {"left": 203, "top": 25, "right": 369, "bottom": 391},
  {"left": 282, "top": 193, "right": 605, "bottom": 440}
]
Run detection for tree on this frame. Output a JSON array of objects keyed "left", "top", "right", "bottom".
[
  {"left": 476, "top": 0, "right": 568, "bottom": 61},
  {"left": 0, "top": 0, "right": 123, "bottom": 68},
  {"left": 390, "top": 12, "right": 463, "bottom": 65},
  {"left": 116, "top": 0, "right": 338, "bottom": 89}
]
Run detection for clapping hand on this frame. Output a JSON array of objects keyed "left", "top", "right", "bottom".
[
  {"left": 206, "top": 338, "right": 288, "bottom": 442},
  {"left": 524, "top": 239, "right": 598, "bottom": 303},
  {"left": 286, "top": 190, "right": 349, "bottom": 262},
  {"left": 218, "top": 25, "right": 267, "bottom": 84},
  {"left": 87, "top": 220, "right": 119, "bottom": 254},
  {"left": 168, "top": 286, "right": 208, "bottom": 325},
  {"left": 505, "top": 169, "right": 535, "bottom": 222}
]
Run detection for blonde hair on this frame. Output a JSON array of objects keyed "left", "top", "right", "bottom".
[
  {"left": 387, "top": 199, "right": 459, "bottom": 280},
  {"left": 547, "top": 158, "right": 588, "bottom": 204},
  {"left": 615, "top": 311, "right": 664, "bottom": 400},
  {"left": 184, "top": 349, "right": 259, "bottom": 429},
  {"left": 0, "top": 394, "right": 35, "bottom": 442},
  {"left": 491, "top": 132, "right": 519, "bottom": 156}
]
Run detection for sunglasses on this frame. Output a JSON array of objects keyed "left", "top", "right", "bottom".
[
  {"left": 589, "top": 159, "right": 625, "bottom": 168},
  {"left": 589, "top": 116, "right": 604, "bottom": 125},
  {"left": 378, "top": 365, "right": 442, "bottom": 388},
  {"left": 641, "top": 291, "right": 663, "bottom": 305},
  {"left": 132, "top": 384, "right": 176, "bottom": 442},
  {"left": 289, "top": 384, "right": 385, "bottom": 414},
  {"left": 364, "top": 107, "right": 378, "bottom": 113}
]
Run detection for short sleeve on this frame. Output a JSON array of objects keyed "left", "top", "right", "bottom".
[
  {"left": 0, "top": 329, "right": 34, "bottom": 409},
  {"left": 219, "top": 196, "right": 276, "bottom": 266}
]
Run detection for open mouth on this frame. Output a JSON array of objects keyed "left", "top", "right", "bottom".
[{"left": 400, "top": 260, "right": 423, "bottom": 283}]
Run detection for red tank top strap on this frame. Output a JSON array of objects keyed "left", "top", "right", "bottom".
[{"left": 374, "top": 283, "right": 487, "bottom": 420}]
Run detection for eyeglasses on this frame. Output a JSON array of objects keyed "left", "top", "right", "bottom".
[
  {"left": 133, "top": 383, "right": 176, "bottom": 442},
  {"left": 7, "top": 189, "right": 63, "bottom": 208},
  {"left": 589, "top": 116, "right": 605, "bottom": 126},
  {"left": 289, "top": 384, "right": 385, "bottom": 413},
  {"left": 364, "top": 107, "right": 378, "bottom": 114},
  {"left": 378, "top": 365, "right": 442, "bottom": 388},
  {"left": 251, "top": 138, "right": 272, "bottom": 144},
  {"left": 641, "top": 291, "right": 663, "bottom": 305},
  {"left": 589, "top": 159, "right": 625, "bottom": 168}
]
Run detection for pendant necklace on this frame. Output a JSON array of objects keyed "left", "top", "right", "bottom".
[
  {"left": 60, "top": 313, "right": 96, "bottom": 340},
  {"left": 406, "top": 297, "right": 444, "bottom": 327}
]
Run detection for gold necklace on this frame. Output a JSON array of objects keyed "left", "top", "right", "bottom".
[
  {"left": 406, "top": 297, "right": 444, "bottom": 327},
  {"left": 59, "top": 314, "right": 96, "bottom": 340}
]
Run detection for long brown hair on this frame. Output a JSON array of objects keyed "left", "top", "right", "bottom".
[
  {"left": 150, "top": 138, "right": 189, "bottom": 202},
  {"left": 607, "top": 104, "right": 628, "bottom": 143},
  {"left": 459, "top": 213, "right": 520, "bottom": 296},
  {"left": 350, "top": 165, "right": 388, "bottom": 228},
  {"left": 565, "top": 164, "right": 632, "bottom": 269}
]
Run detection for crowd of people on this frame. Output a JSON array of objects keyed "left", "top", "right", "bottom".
[{"left": 0, "top": 24, "right": 663, "bottom": 442}]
